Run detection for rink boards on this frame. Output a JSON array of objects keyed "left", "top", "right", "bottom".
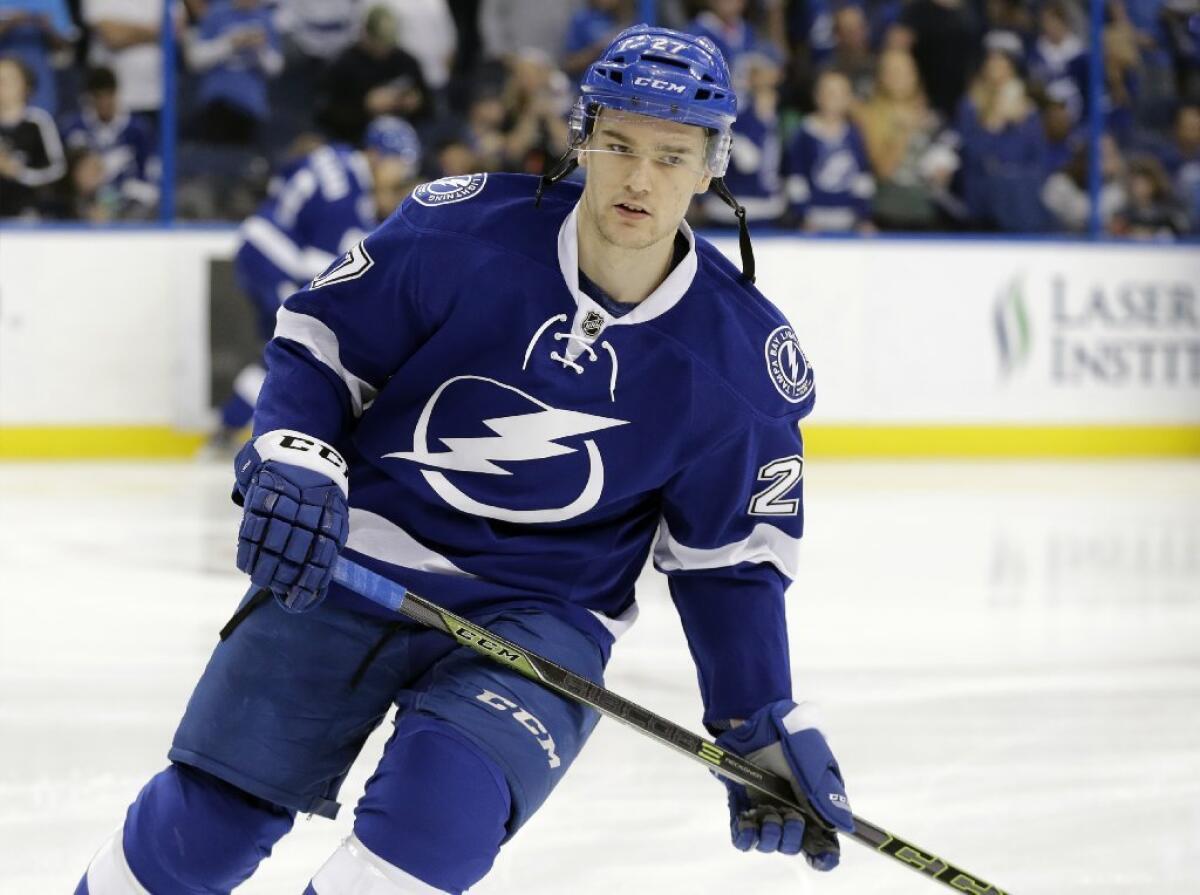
[{"left": 0, "top": 228, "right": 1197, "bottom": 457}]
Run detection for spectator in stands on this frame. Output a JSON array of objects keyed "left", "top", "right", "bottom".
[
  {"left": 53, "top": 146, "right": 122, "bottom": 221},
  {"left": 1112, "top": 153, "right": 1191, "bottom": 237},
  {"left": 1039, "top": 79, "right": 1082, "bottom": 176},
  {"left": 59, "top": 65, "right": 158, "bottom": 215},
  {"left": 0, "top": 55, "right": 65, "bottom": 218},
  {"left": 1160, "top": 101, "right": 1200, "bottom": 229},
  {"left": 897, "top": 0, "right": 983, "bottom": 120},
  {"left": 1103, "top": 0, "right": 1144, "bottom": 143},
  {"left": 434, "top": 137, "right": 480, "bottom": 176},
  {"left": 498, "top": 48, "right": 571, "bottom": 174},
  {"left": 1162, "top": 0, "right": 1200, "bottom": 100},
  {"left": 1041, "top": 133, "right": 1127, "bottom": 231},
  {"left": 384, "top": 0, "right": 457, "bottom": 104},
  {"left": 269, "top": 0, "right": 367, "bottom": 148},
  {"left": 828, "top": 2, "right": 878, "bottom": 99},
  {"left": 854, "top": 47, "right": 961, "bottom": 229},
  {"left": 479, "top": 0, "right": 580, "bottom": 63},
  {"left": 956, "top": 31, "right": 1049, "bottom": 230},
  {"left": 563, "top": 0, "right": 630, "bottom": 79},
  {"left": 702, "top": 49, "right": 785, "bottom": 224},
  {"left": 82, "top": 0, "right": 165, "bottom": 125},
  {"left": 690, "top": 0, "right": 763, "bottom": 75},
  {"left": 1027, "top": 0, "right": 1088, "bottom": 126},
  {"left": 315, "top": 5, "right": 430, "bottom": 145},
  {"left": 0, "top": 0, "right": 77, "bottom": 115},
  {"left": 464, "top": 88, "right": 509, "bottom": 170},
  {"left": 187, "top": 0, "right": 284, "bottom": 146},
  {"left": 983, "top": 0, "right": 1036, "bottom": 46},
  {"left": 784, "top": 68, "right": 875, "bottom": 233}
]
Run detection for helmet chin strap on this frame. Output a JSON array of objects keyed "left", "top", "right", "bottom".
[
  {"left": 535, "top": 153, "right": 756, "bottom": 285},
  {"left": 710, "top": 177, "right": 756, "bottom": 284}
]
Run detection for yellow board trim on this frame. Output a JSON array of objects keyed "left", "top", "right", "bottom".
[
  {"left": 0, "top": 426, "right": 206, "bottom": 459},
  {"left": 1, "top": 425, "right": 1199, "bottom": 459}
]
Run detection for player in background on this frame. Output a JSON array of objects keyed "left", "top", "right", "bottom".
[
  {"left": 78, "top": 25, "right": 854, "bottom": 895},
  {"left": 210, "top": 115, "right": 422, "bottom": 446}
]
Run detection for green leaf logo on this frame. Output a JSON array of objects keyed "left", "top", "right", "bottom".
[{"left": 994, "top": 277, "right": 1031, "bottom": 377}]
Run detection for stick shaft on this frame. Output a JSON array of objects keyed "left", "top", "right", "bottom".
[{"left": 332, "top": 557, "right": 1010, "bottom": 895}]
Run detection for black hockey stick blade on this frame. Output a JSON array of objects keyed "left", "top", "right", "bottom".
[{"left": 332, "top": 557, "right": 1012, "bottom": 895}]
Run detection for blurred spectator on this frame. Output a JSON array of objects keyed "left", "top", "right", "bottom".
[
  {"left": 854, "top": 48, "right": 961, "bottom": 229},
  {"left": 498, "top": 48, "right": 571, "bottom": 173},
  {"left": 691, "top": 0, "right": 763, "bottom": 75},
  {"left": 703, "top": 50, "right": 785, "bottom": 224},
  {"left": 563, "top": 0, "right": 630, "bottom": 79},
  {"left": 50, "top": 146, "right": 124, "bottom": 221},
  {"left": 1161, "top": 0, "right": 1200, "bottom": 100},
  {"left": 464, "top": 88, "right": 508, "bottom": 170},
  {"left": 783, "top": 68, "right": 874, "bottom": 233},
  {"left": 828, "top": 3, "right": 877, "bottom": 99},
  {"left": 187, "top": 0, "right": 284, "bottom": 146},
  {"left": 212, "top": 116, "right": 421, "bottom": 443},
  {"left": 1027, "top": 0, "right": 1087, "bottom": 126},
  {"left": 984, "top": 0, "right": 1036, "bottom": 45},
  {"left": 1039, "top": 79, "right": 1083, "bottom": 175},
  {"left": 1041, "top": 133, "right": 1126, "bottom": 231},
  {"left": 1103, "top": 0, "right": 1144, "bottom": 142},
  {"left": 0, "top": 0, "right": 77, "bottom": 115},
  {"left": 897, "top": 0, "right": 983, "bottom": 120},
  {"left": 434, "top": 136, "right": 479, "bottom": 176},
  {"left": 82, "top": 0, "right": 165, "bottom": 123},
  {"left": 315, "top": 5, "right": 430, "bottom": 145},
  {"left": 275, "top": 0, "right": 365, "bottom": 63},
  {"left": 1159, "top": 101, "right": 1200, "bottom": 229},
  {"left": 479, "top": 0, "right": 580, "bottom": 62},
  {"left": 956, "top": 31, "right": 1049, "bottom": 230},
  {"left": 0, "top": 55, "right": 65, "bottom": 218},
  {"left": 1111, "top": 153, "right": 1190, "bottom": 237},
  {"left": 382, "top": 0, "right": 457, "bottom": 95},
  {"left": 59, "top": 65, "right": 157, "bottom": 214},
  {"left": 268, "top": 0, "right": 366, "bottom": 147}
]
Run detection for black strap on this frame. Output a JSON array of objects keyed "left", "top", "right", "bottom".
[
  {"left": 710, "top": 177, "right": 756, "bottom": 283},
  {"left": 219, "top": 588, "right": 272, "bottom": 641},
  {"left": 535, "top": 151, "right": 580, "bottom": 207}
]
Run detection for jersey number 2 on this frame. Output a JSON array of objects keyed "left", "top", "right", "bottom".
[{"left": 748, "top": 455, "right": 804, "bottom": 516}]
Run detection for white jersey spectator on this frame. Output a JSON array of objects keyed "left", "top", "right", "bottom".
[
  {"left": 381, "top": 0, "right": 456, "bottom": 90},
  {"left": 82, "top": 0, "right": 165, "bottom": 116},
  {"left": 274, "top": 0, "right": 365, "bottom": 62},
  {"left": 480, "top": 0, "right": 581, "bottom": 61}
]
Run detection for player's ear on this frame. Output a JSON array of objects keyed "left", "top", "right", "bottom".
[{"left": 695, "top": 173, "right": 711, "bottom": 195}]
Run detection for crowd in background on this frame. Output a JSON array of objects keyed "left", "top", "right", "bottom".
[{"left": 1, "top": 0, "right": 1198, "bottom": 237}]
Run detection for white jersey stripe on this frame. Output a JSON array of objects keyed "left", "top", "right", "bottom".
[
  {"left": 241, "top": 215, "right": 320, "bottom": 282},
  {"left": 310, "top": 834, "right": 449, "bottom": 894},
  {"left": 652, "top": 518, "right": 801, "bottom": 581},
  {"left": 85, "top": 830, "right": 151, "bottom": 894},
  {"left": 273, "top": 307, "right": 379, "bottom": 417},
  {"left": 346, "top": 509, "right": 477, "bottom": 579}
]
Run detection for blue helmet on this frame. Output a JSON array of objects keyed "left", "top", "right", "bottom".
[
  {"left": 365, "top": 116, "right": 422, "bottom": 169},
  {"left": 572, "top": 24, "right": 737, "bottom": 176}
]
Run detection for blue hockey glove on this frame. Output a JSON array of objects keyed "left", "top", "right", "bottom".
[
  {"left": 714, "top": 700, "right": 854, "bottom": 870},
  {"left": 233, "top": 430, "right": 350, "bottom": 612}
]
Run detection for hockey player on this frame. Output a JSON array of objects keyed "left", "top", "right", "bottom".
[
  {"left": 78, "top": 25, "right": 853, "bottom": 894},
  {"left": 212, "top": 115, "right": 422, "bottom": 441}
]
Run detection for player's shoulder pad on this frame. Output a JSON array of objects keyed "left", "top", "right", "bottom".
[
  {"left": 396, "top": 172, "right": 580, "bottom": 250},
  {"left": 685, "top": 235, "right": 816, "bottom": 422}
]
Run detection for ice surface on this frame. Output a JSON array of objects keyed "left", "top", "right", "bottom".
[{"left": 2, "top": 460, "right": 1198, "bottom": 893}]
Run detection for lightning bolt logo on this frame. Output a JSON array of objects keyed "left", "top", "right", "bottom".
[
  {"left": 385, "top": 375, "right": 629, "bottom": 524},
  {"left": 385, "top": 406, "right": 627, "bottom": 475}
]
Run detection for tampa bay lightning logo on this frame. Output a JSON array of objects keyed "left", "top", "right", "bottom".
[
  {"left": 384, "top": 376, "right": 628, "bottom": 523},
  {"left": 764, "top": 326, "right": 812, "bottom": 403},
  {"left": 413, "top": 174, "right": 488, "bottom": 207}
]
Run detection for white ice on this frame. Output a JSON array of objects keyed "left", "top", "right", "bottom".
[{"left": 2, "top": 459, "right": 1198, "bottom": 894}]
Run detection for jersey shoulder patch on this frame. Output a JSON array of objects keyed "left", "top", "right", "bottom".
[{"left": 412, "top": 173, "right": 489, "bottom": 207}]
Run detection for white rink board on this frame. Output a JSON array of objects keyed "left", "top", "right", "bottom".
[{"left": 1, "top": 229, "right": 1197, "bottom": 427}]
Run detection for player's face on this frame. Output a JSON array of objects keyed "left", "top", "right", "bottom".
[
  {"left": 372, "top": 156, "right": 414, "bottom": 218},
  {"left": 578, "top": 109, "right": 711, "bottom": 253}
]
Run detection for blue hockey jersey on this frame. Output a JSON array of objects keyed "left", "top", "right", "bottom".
[
  {"left": 255, "top": 173, "right": 816, "bottom": 728},
  {"left": 784, "top": 117, "right": 875, "bottom": 231},
  {"left": 236, "top": 144, "right": 376, "bottom": 311}
]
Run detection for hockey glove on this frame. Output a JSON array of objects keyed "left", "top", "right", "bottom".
[
  {"left": 233, "top": 430, "right": 350, "bottom": 612},
  {"left": 714, "top": 700, "right": 854, "bottom": 870}
]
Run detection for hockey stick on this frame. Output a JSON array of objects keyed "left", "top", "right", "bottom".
[{"left": 332, "top": 557, "right": 1011, "bottom": 895}]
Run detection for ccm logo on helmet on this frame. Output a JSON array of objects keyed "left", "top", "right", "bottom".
[{"left": 633, "top": 76, "right": 687, "bottom": 94}]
